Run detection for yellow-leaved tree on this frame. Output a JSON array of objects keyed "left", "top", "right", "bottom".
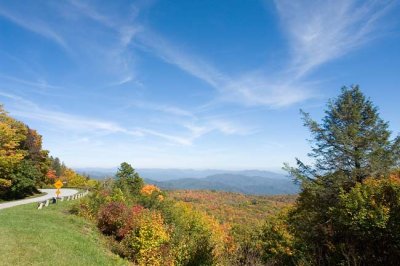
[
  {"left": 0, "top": 105, "right": 27, "bottom": 193},
  {"left": 61, "top": 168, "right": 87, "bottom": 187}
]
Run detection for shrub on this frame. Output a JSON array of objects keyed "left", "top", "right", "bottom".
[
  {"left": 141, "top": 184, "right": 160, "bottom": 196},
  {"left": 110, "top": 187, "right": 126, "bottom": 203},
  {"left": 163, "top": 202, "right": 231, "bottom": 265},
  {"left": 5, "top": 160, "right": 40, "bottom": 199},
  {"left": 97, "top": 201, "right": 131, "bottom": 240},
  {"left": 117, "top": 205, "right": 145, "bottom": 240},
  {"left": 139, "top": 184, "right": 165, "bottom": 208},
  {"left": 84, "top": 189, "right": 110, "bottom": 217},
  {"left": 121, "top": 209, "right": 171, "bottom": 266},
  {"left": 71, "top": 197, "right": 94, "bottom": 219},
  {"left": 329, "top": 176, "right": 400, "bottom": 264},
  {"left": 259, "top": 209, "right": 297, "bottom": 265},
  {"left": 230, "top": 224, "right": 264, "bottom": 266}
]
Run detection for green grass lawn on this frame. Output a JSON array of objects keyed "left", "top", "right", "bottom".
[{"left": 0, "top": 200, "right": 129, "bottom": 266}]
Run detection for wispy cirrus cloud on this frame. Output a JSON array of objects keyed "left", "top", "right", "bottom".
[
  {"left": 0, "top": 73, "right": 63, "bottom": 91},
  {"left": 0, "top": 92, "right": 249, "bottom": 146},
  {"left": 0, "top": 0, "right": 316, "bottom": 108},
  {"left": 67, "top": 0, "right": 117, "bottom": 28},
  {"left": 0, "top": 92, "right": 138, "bottom": 135},
  {"left": 137, "top": 31, "right": 314, "bottom": 107},
  {"left": 122, "top": 96, "right": 255, "bottom": 135},
  {"left": 134, "top": 0, "right": 395, "bottom": 108},
  {"left": 138, "top": 32, "right": 225, "bottom": 89},
  {"left": 0, "top": 6, "right": 69, "bottom": 50},
  {"left": 275, "top": 0, "right": 396, "bottom": 77},
  {"left": 126, "top": 100, "right": 195, "bottom": 118},
  {"left": 0, "top": 1, "right": 140, "bottom": 88}
]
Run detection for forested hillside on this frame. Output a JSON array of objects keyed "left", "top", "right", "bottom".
[{"left": 168, "top": 190, "right": 296, "bottom": 229}]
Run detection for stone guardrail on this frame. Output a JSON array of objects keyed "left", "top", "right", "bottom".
[{"left": 37, "top": 190, "right": 89, "bottom": 210}]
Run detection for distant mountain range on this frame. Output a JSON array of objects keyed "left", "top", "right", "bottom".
[{"left": 76, "top": 168, "right": 298, "bottom": 195}]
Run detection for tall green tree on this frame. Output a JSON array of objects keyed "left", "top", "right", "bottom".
[
  {"left": 271, "top": 86, "right": 400, "bottom": 265},
  {"left": 6, "top": 160, "right": 41, "bottom": 199},
  {"left": 287, "top": 85, "right": 400, "bottom": 185},
  {"left": 114, "top": 162, "right": 144, "bottom": 196},
  {"left": 51, "top": 157, "right": 62, "bottom": 177}
]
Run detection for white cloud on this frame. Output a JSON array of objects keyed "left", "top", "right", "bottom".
[
  {"left": 0, "top": 1, "right": 141, "bottom": 89},
  {"left": 0, "top": 92, "right": 138, "bottom": 135},
  {"left": 0, "top": 92, "right": 227, "bottom": 146},
  {"left": 136, "top": 1, "right": 395, "bottom": 108},
  {"left": 107, "top": 76, "right": 134, "bottom": 87},
  {"left": 138, "top": 31, "right": 314, "bottom": 107},
  {"left": 0, "top": 6, "right": 69, "bottom": 50},
  {"left": 119, "top": 26, "right": 142, "bottom": 47},
  {"left": 137, "top": 128, "right": 193, "bottom": 146},
  {"left": 0, "top": 74, "right": 63, "bottom": 91},
  {"left": 209, "top": 120, "right": 252, "bottom": 135},
  {"left": 68, "top": 0, "right": 117, "bottom": 28},
  {"left": 275, "top": 0, "right": 395, "bottom": 77},
  {"left": 127, "top": 101, "right": 195, "bottom": 118},
  {"left": 138, "top": 32, "right": 225, "bottom": 89}
]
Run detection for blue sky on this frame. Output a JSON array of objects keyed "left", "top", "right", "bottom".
[{"left": 0, "top": 0, "right": 399, "bottom": 170}]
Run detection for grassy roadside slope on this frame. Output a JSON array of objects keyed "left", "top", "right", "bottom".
[{"left": 0, "top": 200, "right": 129, "bottom": 266}]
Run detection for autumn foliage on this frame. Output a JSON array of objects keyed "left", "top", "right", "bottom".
[
  {"left": 76, "top": 162, "right": 249, "bottom": 265},
  {"left": 122, "top": 210, "right": 171, "bottom": 266},
  {"left": 140, "top": 184, "right": 160, "bottom": 195},
  {"left": 0, "top": 104, "right": 98, "bottom": 199},
  {"left": 0, "top": 105, "right": 44, "bottom": 199},
  {"left": 46, "top": 170, "right": 57, "bottom": 181},
  {"left": 97, "top": 202, "right": 133, "bottom": 240}
]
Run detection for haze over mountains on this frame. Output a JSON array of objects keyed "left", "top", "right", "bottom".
[{"left": 76, "top": 168, "right": 298, "bottom": 195}]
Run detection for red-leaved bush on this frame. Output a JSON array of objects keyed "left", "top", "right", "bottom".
[
  {"left": 118, "top": 205, "right": 145, "bottom": 240},
  {"left": 97, "top": 202, "right": 146, "bottom": 241},
  {"left": 97, "top": 201, "right": 131, "bottom": 240},
  {"left": 132, "top": 205, "right": 144, "bottom": 215}
]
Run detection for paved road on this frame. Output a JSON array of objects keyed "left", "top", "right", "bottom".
[{"left": 0, "top": 189, "right": 78, "bottom": 210}]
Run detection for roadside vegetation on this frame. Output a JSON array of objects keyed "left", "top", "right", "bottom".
[
  {"left": 0, "top": 105, "right": 97, "bottom": 201},
  {"left": 74, "top": 170, "right": 296, "bottom": 265},
  {"left": 74, "top": 163, "right": 239, "bottom": 265}
]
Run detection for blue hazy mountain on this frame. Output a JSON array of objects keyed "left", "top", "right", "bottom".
[
  {"left": 145, "top": 174, "right": 298, "bottom": 195},
  {"left": 76, "top": 168, "right": 298, "bottom": 195}
]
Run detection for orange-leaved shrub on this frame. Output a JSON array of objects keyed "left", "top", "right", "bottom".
[
  {"left": 140, "top": 184, "right": 160, "bottom": 195},
  {"left": 139, "top": 184, "right": 165, "bottom": 208}
]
